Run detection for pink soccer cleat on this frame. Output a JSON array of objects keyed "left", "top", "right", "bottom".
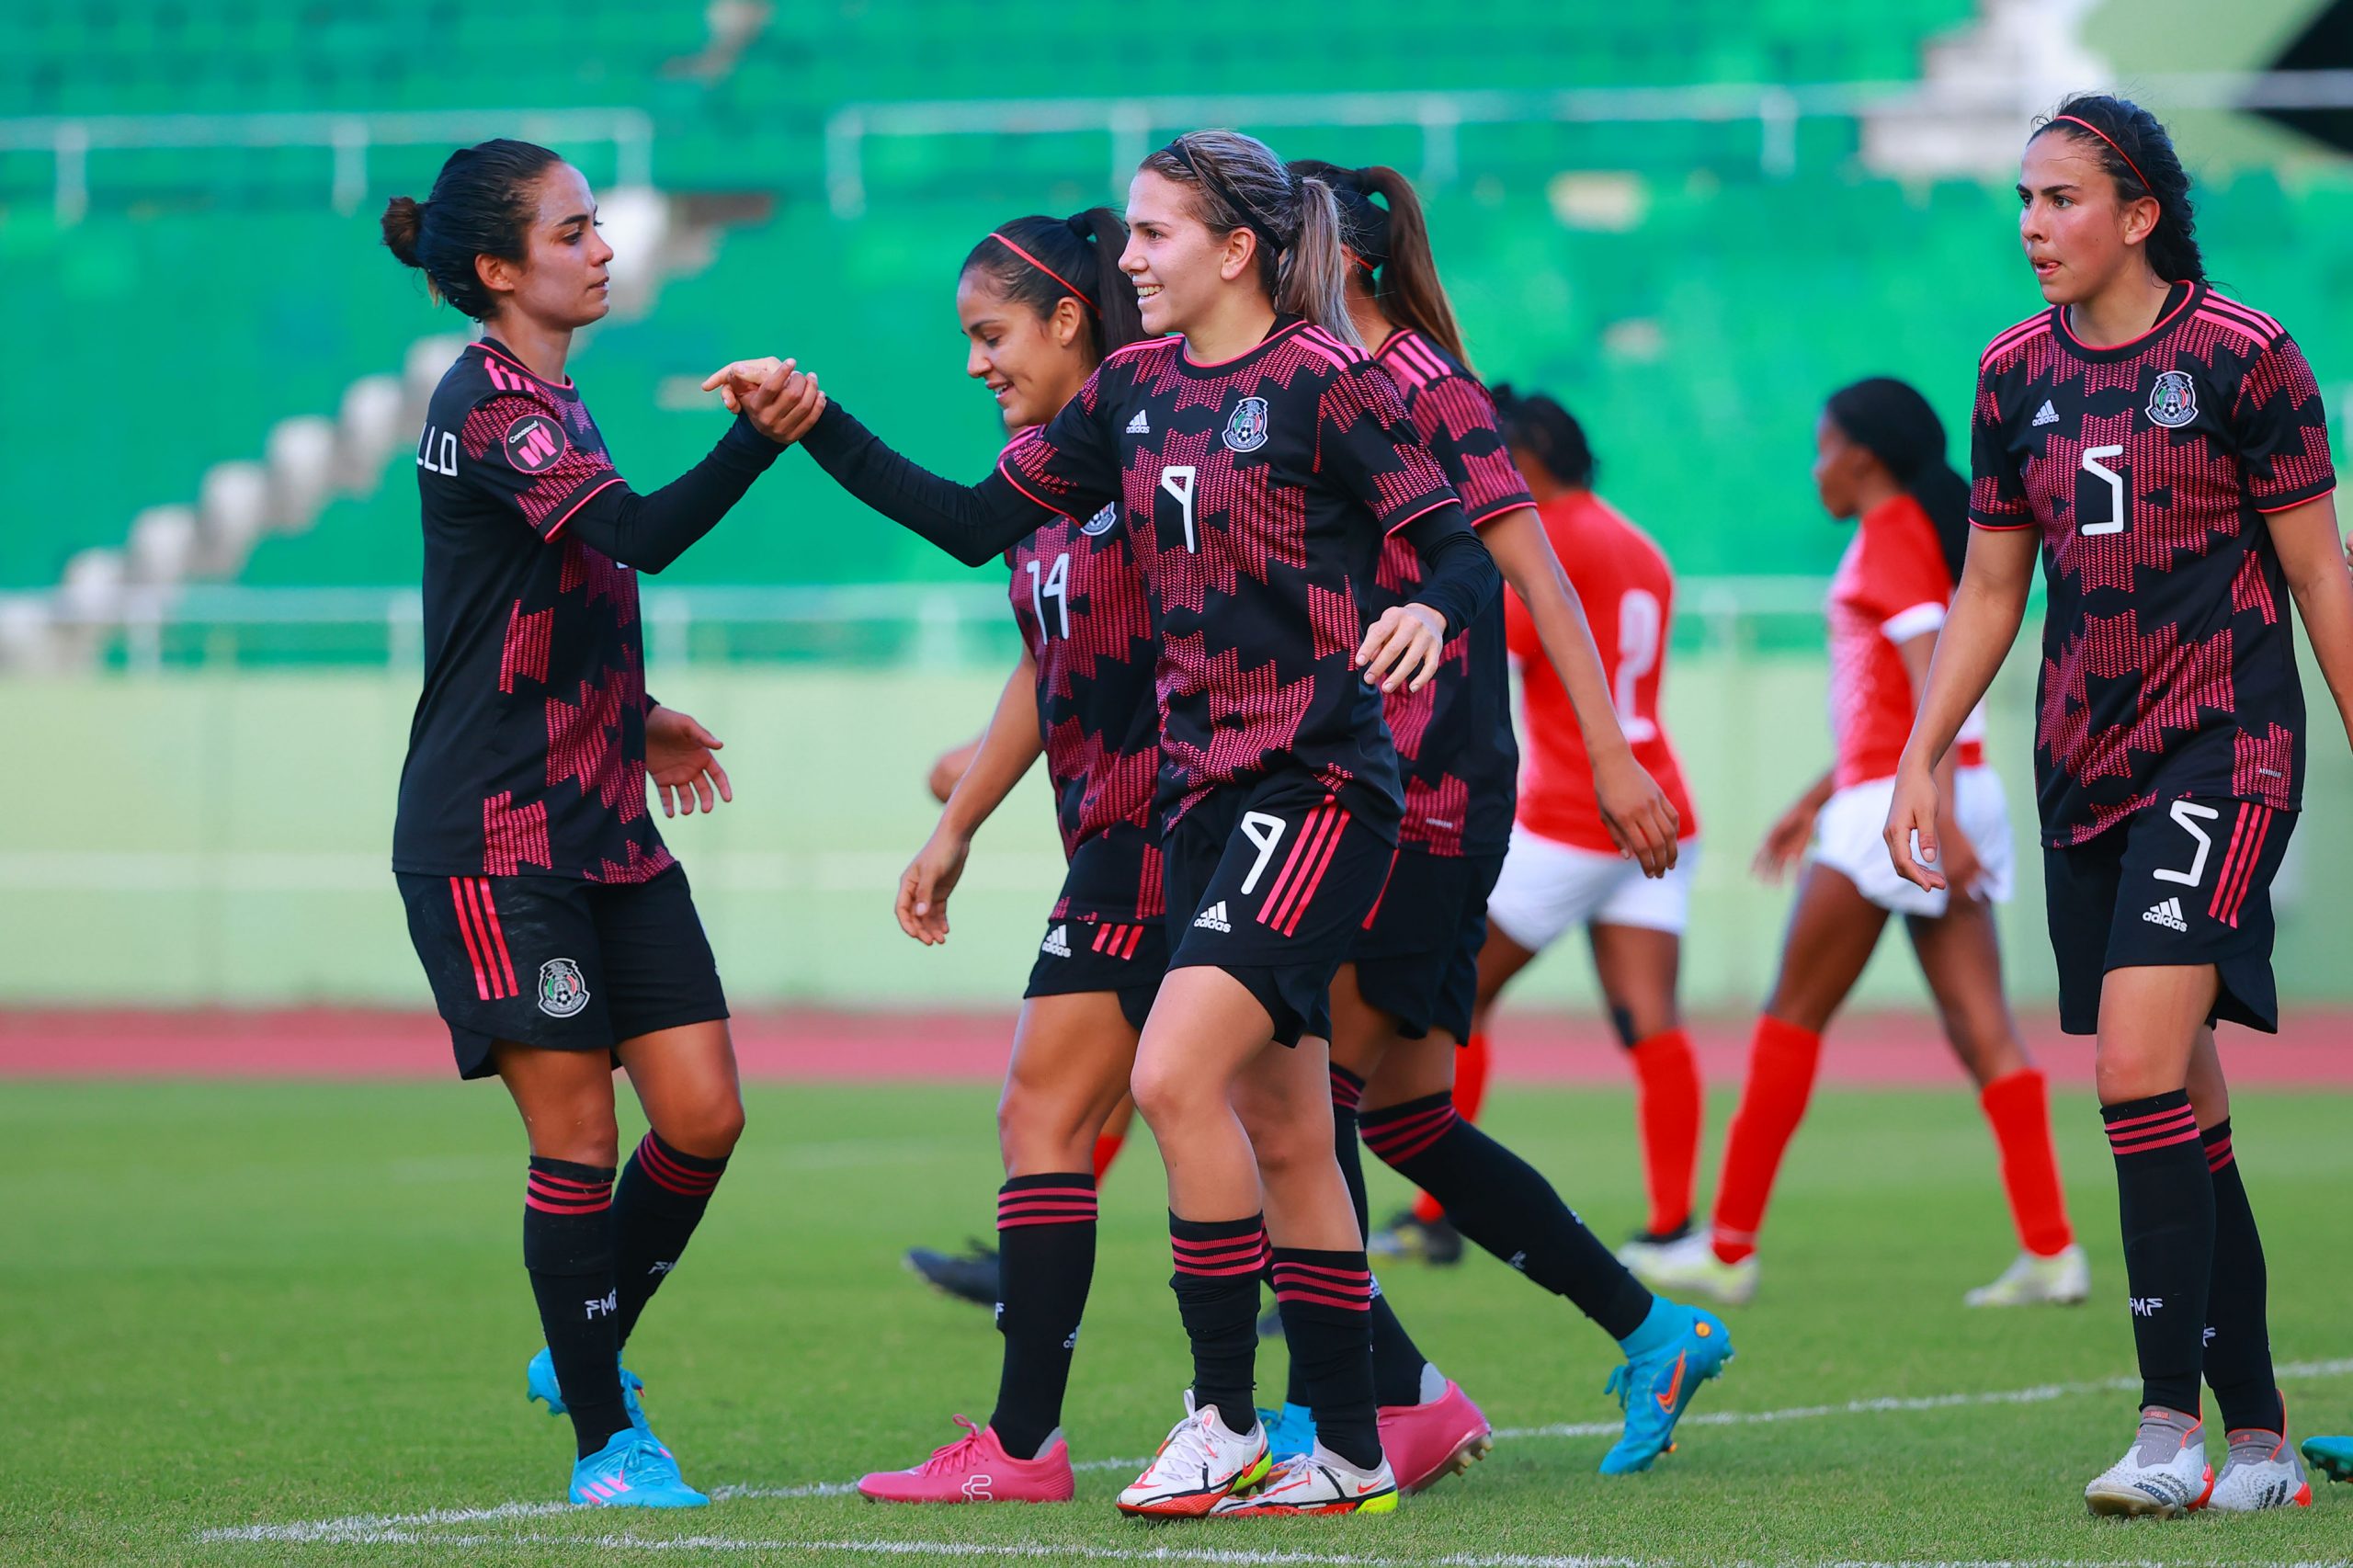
[
  {"left": 857, "top": 1416, "right": 1075, "bottom": 1505},
  {"left": 1378, "top": 1378, "right": 1493, "bottom": 1494}
]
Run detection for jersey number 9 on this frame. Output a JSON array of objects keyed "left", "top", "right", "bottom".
[{"left": 1158, "top": 465, "right": 1199, "bottom": 554}]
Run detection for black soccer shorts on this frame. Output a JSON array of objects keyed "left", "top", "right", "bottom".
[
  {"left": 1162, "top": 767, "right": 1400, "bottom": 1048},
  {"left": 397, "top": 862, "right": 728, "bottom": 1079},
  {"left": 2042, "top": 798, "right": 2294, "bottom": 1036},
  {"left": 1348, "top": 848, "right": 1506, "bottom": 1042}
]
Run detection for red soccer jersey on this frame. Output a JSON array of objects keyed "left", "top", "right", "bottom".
[
  {"left": 1504, "top": 492, "right": 1698, "bottom": 853},
  {"left": 1825, "top": 494, "right": 1984, "bottom": 789}
]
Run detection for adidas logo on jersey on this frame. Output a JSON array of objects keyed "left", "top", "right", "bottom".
[
  {"left": 1040, "top": 924, "right": 1072, "bottom": 957},
  {"left": 2142, "top": 897, "right": 2188, "bottom": 932},
  {"left": 1126, "top": 409, "right": 1150, "bottom": 434},
  {"left": 1192, "top": 901, "right": 1232, "bottom": 933},
  {"left": 2032, "top": 400, "right": 2060, "bottom": 427}
]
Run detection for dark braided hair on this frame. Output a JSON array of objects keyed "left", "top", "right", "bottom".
[
  {"left": 1824, "top": 377, "right": 1970, "bottom": 583},
  {"left": 2030, "top": 92, "right": 2206, "bottom": 284}
]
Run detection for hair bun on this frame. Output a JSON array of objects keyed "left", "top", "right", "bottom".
[{"left": 380, "top": 194, "right": 426, "bottom": 267}]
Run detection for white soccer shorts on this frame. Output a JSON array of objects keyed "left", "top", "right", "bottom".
[
  {"left": 1811, "top": 767, "right": 2014, "bottom": 918},
  {"left": 1484, "top": 824, "right": 1699, "bottom": 950}
]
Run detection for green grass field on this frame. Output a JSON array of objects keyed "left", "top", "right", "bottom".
[{"left": 9, "top": 1076, "right": 2353, "bottom": 1566}]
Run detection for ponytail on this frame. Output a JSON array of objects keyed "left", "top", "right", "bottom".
[
  {"left": 1141, "top": 130, "right": 1363, "bottom": 349},
  {"left": 2031, "top": 92, "right": 2206, "bottom": 285},
  {"left": 1824, "top": 377, "right": 1971, "bottom": 583},
  {"left": 960, "top": 206, "right": 1145, "bottom": 360},
  {"left": 1292, "top": 160, "right": 1471, "bottom": 368}
]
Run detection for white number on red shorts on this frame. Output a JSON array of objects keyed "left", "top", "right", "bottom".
[{"left": 2153, "top": 800, "right": 2220, "bottom": 887}]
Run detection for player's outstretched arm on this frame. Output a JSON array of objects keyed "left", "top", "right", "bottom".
[
  {"left": 2269, "top": 494, "right": 2353, "bottom": 746},
  {"left": 898, "top": 646, "right": 1044, "bottom": 945},
  {"left": 645, "top": 705, "right": 733, "bottom": 818},
  {"left": 1356, "top": 505, "right": 1500, "bottom": 695},
  {"left": 790, "top": 400, "right": 1057, "bottom": 568},
  {"left": 1885, "top": 525, "right": 2036, "bottom": 891},
  {"left": 1480, "top": 506, "right": 1679, "bottom": 877}
]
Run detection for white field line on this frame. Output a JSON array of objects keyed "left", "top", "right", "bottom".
[{"left": 196, "top": 1358, "right": 2353, "bottom": 1550}]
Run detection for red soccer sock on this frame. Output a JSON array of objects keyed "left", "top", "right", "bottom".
[
  {"left": 1980, "top": 1066, "right": 2075, "bottom": 1257},
  {"left": 1412, "top": 1029, "right": 1493, "bottom": 1225},
  {"left": 1628, "top": 1028, "right": 1702, "bottom": 1238},
  {"left": 1091, "top": 1131, "right": 1126, "bottom": 1184},
  {"left": 1710, "top": 1017, "right": 1823, "bottom": 1265}
]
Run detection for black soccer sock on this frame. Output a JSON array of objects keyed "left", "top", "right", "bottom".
[
  {"left": 1169, "top": 1212, "right": 1267, "bottom": 1435},
  {"left": 1271, "top": 1247, "right": 1381, "bottom": 1471},
  {"left": 989, "top": 1173, "right": 1098, "bottom": 1460},
  {"left": 523, "top": 1156, "right": 628, "bottom": 1458},
  {"left": 1361, "top": 1091, "right": 1653, "bottom": 1339},
  {"left": 2103, "top": 1092, "right": 2214, "bottom": 1417},
  {"left": 1284, "top": 1065, "right": 1429, "bottom": 1410},
  {"left": 612, "top": 1131, "right": 729, "bottom": 1349},
  {"left": 2200, "top": 1119, "right": 2282, "bottom": 1433}
]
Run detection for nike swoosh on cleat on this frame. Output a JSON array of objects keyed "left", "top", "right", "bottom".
[{"left": 1654, "top": 1351, "right": 1688, "bottom": 1412}]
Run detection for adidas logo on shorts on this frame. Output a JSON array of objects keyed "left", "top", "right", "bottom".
[
  {"left": 1040, "top": 924, "right": 1072, "bottom": 957},
  {"left": 1192, "top": 900, "right": 1232, "bottom": 933},
  {"left": 1126, "top": 409, "right": 1150, "bottom": 434},
  {"left": 2142, "top": 897, "right": 2188, "bottom": 932}
]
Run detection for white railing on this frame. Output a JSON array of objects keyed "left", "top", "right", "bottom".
[
  {"left": 822, "top": 70, "right": 2353, "bottom": 216},
  {"left": 0, "top": 108, "right": 654, "bottom": 223}
]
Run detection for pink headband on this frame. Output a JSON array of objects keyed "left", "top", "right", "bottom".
[
  {"left": 2051, "top": 114, "right": 2155, "bottom": 207},
  {"left": 988, "top": 233, "right": 1098, "bottom": 316}
]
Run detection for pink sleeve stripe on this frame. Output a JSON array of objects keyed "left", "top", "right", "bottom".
[
  {"left": 1381, "top": 495, "right": 1458, "bottom": 536},
  {"left": 2192, "top": 310, "right": 2267, "bottom": 352},
  {"left": 2255, "top": 483, "right": 2336, "bottom": 515},
  {"left": 1968, "top": 515, "right": 2036, "bottom": 531},
  {"left": 1292, "top": 334, "right": 1353, "bottom": 376},
  {"left": 1981, "top": 314, "right": 2050, "bottom": 366},
  {"left": 1464, "top": 496, "right": 1532, "bottom": 528},
  {"left": 540, "top": 476, "right": 625, "bottom": 541},
  {"left": 2204, "top": 293, "right": 2283, "bottom": 339},
  {"left": 1301, "top": 324, "right": 1369, "bottom": 363},
  {"left": 1403, "top": 335, "right": 1451, "bottom": 382},
  {"left": 993, "top": 456, "right": 1069, "bottom": 518}
]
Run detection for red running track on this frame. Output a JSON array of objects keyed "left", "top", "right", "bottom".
[{"left": 4, "top": 1006, "right": 2349, "bottom": 1085}]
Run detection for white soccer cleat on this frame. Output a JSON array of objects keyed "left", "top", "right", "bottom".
[
  {"left": 2209, "top": 1405, "right": 2313, "bottom": 1512},
  {"left": 1620, "top": 1229, "right": 1756, "bottom": 1308},
  {"left": 1114, "top": 1393, "right": 1271, "bottom": 1518},
  {"left": 2083, "top": 1406, "right": 2213, "bottom": 1517},
  {"left": 1210, "top": 1442, "right": 1399, "bottom": 1516},
  {"left": 1963, "top": 1244, "right": 2090, "bottom": 1307}
]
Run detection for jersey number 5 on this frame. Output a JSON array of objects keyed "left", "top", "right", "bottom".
[
  {"left": 1158, "top": 465, "right": 1199, "bottom": 553},
  {"left": 2079, "top": 446, "right": 2127, "bottom": 537}
]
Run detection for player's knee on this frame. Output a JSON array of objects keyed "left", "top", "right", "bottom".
[
  {"left": 996, "top": 1077, "right": 1095, "bottom": 1167},
  {"left": 2093, "top": 1047, "right": 2180, "bottom": 1107},
  {"left": 659, "top": 1093, "right": 745, "bottom": 1160},
  {"left": 1128, "top": 1054, "right": 1199, "bottom": 1132}
]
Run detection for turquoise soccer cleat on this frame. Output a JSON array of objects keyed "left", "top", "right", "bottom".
[
  {"left": 1597, "top": 1300, "right": 1734, "bottom": 1475},
  {"left": 1257, "top": 1401, "right": 1318, "bottom": 1462},
  {"left": 568, "top": 1427, "right": 710, "bottom": 1508},
  {"left": 2303, "top": 1434, "right": 2353, "bottom": 1484},
  {"left": 527, "top": 1347, "right": 649, "bottom": 1436}
]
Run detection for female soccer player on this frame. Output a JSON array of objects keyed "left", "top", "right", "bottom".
[
  {"left": 840, "top": 208, "right": 1163, "bottom": 1504},
  {"left": 1257, "top": 162, "right": 1729, "bottom": 1490},
  {"left": 381, "top": 140, "right": 817, "bottom": 1507},
  {"left": 1630, "top": 376, "right": 2084, "bottom": 1311},
  {"left": 1440, "top": 388, "right": 1704, "bottom": 1258},
  {"left": 1887, "top": 93, "right": 2352, "bottom": 1516},
  {"left": 754, "top": 129, "right": 1499, "bottom": 1517}
]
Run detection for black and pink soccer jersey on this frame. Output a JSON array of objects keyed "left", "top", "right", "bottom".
[
  {"left": 999, "top": 316, "right": 1461, "bottom": 832},
  {"left": 1367, "top": 328, "right": 1534, "bottom": 858},
  {"left": 1005, "top": 500, "right": 1165, "bottom": 919},
  {"left": 1971, "top": 282, "right": 2336, "bottom": 846},
  {"left": 394, "top": 338, "right": 670, "bottom": 883}
]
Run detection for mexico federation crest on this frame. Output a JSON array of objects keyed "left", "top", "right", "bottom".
[
  {"left": 1222, "top": 396, "right": 1271, "bottom": 453},
  {"left": 1081, "top": 503, "right": 1119, "bottom": 537},
  {"left": 537, "top": 957, "right": 591, "bottom": 1018},
  {"left": 2146, "top": 369, "right": 2199, "bottom": 429},
  {"left": 504, "top": 412, "right": 569, "bottom": 472}
]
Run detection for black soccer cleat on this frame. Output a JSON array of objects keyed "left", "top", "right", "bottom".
[
  {"left": 904, "top": 1240, "right": 1000, "bottom": 1307},
  {"left": 1367, "top": 1209, "right": 1464, "bottom": 1267}
]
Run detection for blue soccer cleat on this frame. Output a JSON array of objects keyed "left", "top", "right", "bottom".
[
  {"left": 528, "top": 1347, "right": 649, "bottom": 1436},
  {"left": 568, "top": 1427, "right": 710, "bottom": 1508},
  {"left": 1257, "top": 1401, "right": 1318, "bottom": 1462},
  {"left": 1597, "top": 1299, "right": 1734, "bottom": 1475},
  {"left": 2304, "top": 1434, "right": 2353, "bottom": 1484}
]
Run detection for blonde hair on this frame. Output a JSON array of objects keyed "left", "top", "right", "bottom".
[{"left": 1141, "top": 130, "right": 1362, "bottom": 349}]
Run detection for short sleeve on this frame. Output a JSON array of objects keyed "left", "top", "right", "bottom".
[
  {"left": 998, "top": 367, "right": 1122, "bottom": 520},
  {"left": 1967, "top": 365, "right": 2034, "bottom": 531},
  {"left": 1319, "top": 361, "right": 1458, "bottom": 533},
  {"left": 1854, "top": 514, "right": 1953, "bottom": 638},
  {"left": 1405, "top": 371, "right": 1535, "bottom": 525},
  {"left": 457, "top": 393, "right": 620, "bottom": 540},
  {"left": 2233, "top": 334, "right": 2337, "bottom": 513}
]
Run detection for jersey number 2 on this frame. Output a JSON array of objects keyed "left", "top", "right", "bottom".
[
  {"left": 1613, "top": 589, "right": 1663, "bottom": 744},
  {"left": 2079, "top": 446, "right": 2127, "bottom": 537}
]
